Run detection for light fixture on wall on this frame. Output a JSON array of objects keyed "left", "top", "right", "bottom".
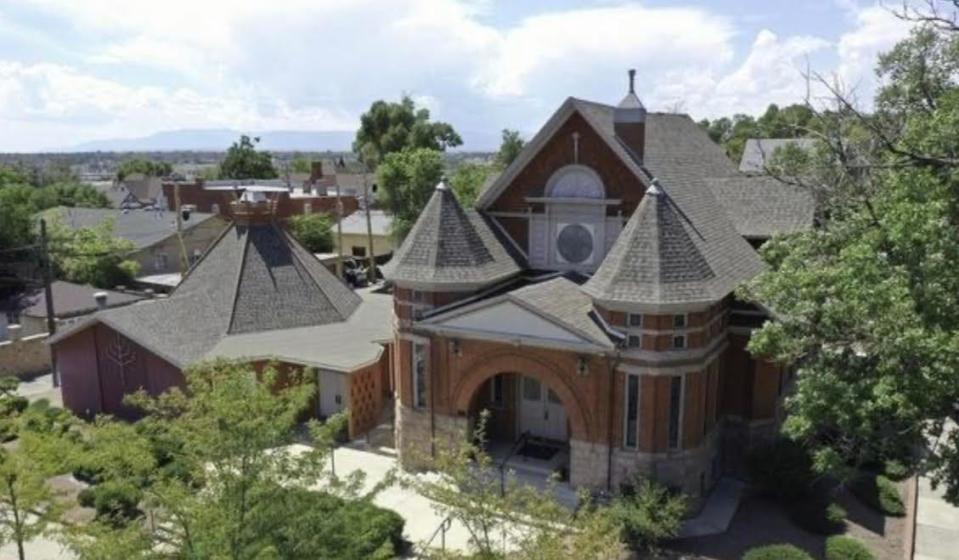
[
  {"left": 450, "top": 338, "right": 462, "bottom": 357},
  {"left": 577, "top": 356, "right": 589, "bottom": 376}
]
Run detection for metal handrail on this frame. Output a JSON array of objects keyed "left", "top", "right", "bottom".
[
  {"left": 498, "top": 431, "right": 529, "bottom": 496},
  {"left": 420, "top": 515, "right": 454, "bottom": 557}
]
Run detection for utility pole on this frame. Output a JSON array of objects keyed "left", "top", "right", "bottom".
[
  {"left": 174, "top": 183, "right": 188, "bottom": 274},
  {"left": 335, "top": 180, "right": 344, "bottom": 280},
  {"left": 39, "top": 219, "right": 59, "bottom": 388},
  {"left": 363, "top": 174, "right": 377, "bottom": 283}
]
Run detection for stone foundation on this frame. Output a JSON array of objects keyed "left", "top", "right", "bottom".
[
  {"left": 395, "top": 403, "right": 468, "bottom": 470},
  {"left": 569, "top": 440, "right": 609, "bottom": 488}
]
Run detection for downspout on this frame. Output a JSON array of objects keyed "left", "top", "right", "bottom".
[
  {"left": 429, "top": 333, "right": 438, "bottom": 459},
  {"left": 605, "top": 346, "right": 623, "bottom": 493}
]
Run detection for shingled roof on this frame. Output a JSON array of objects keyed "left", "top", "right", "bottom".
[
  {"left": 49, "top": 217, "right": 362, "bottom": 368},
  {"left": 382, "top": 180, "right": 521, "bottom": 289}
]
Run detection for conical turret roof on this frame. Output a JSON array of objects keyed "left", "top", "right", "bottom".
[
  {"left": 583, "top": 180, "right": 735, "bottom": 306},
  {"left": 382, "top": 180, "right": 521, "bottom": 289}
]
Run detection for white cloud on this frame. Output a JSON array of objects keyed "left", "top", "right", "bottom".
[{"left": 0, "top": 0, "right": 924, "bottom": 150}]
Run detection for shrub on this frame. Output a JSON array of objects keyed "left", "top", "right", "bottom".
[
  {"left": 883, "top": 459, "right": 910, "bottom": 481},
  {"left": 0, "top": 418, "right": 18, "bottom": 443},
  {"left": 826, "top": 536, "right": 875, "bottom": 560},
  {"left": 849, "top": 473, "right": 905, "bottom": 516},
  {"left": 92, "top": 481, "right": 142, "bottom": 526},
  {"left": 612, "top": 475, "right": 686, "bottom": 552},
  {"left": 788, "top": 497, "right": 846, "bottom": 535},
  {"left": 77, "top": 487, "right": 95, "bottom": 508},
  {"left": 0, "top": 395, "right": 29, "bottom": 418},
  {"left": 748, "top": 439, "right": 815, "bottom": 502},
  {"left": 18, "top": 399, "right": 75, "bottom": 435},
  {"left": 742, "top": 544, "right": 814, "bottom": 560}
]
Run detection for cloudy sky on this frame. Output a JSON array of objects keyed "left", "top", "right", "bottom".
[{"left": 0, "top": 0, "right": 915, "bottom": 151}]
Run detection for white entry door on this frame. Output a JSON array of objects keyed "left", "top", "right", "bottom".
[
  {"left": 318, "top": 370, "right": 348, "bottom": 419},
  {"left": 518, "top": 376, "right": 568, "bottom": 442}
]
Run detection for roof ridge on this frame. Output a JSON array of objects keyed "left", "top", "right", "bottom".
[{"left": 226, "top": 224, "right": 251, "bottom": 335}]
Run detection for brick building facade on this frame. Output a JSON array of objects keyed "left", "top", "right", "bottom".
[{"left": 383, "top": 73, "right": 812, "bottom": 502}]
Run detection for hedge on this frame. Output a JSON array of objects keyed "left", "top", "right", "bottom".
[
  {"left": 742, "top": 544, "right": 814, "bottom": 560},
  {"left": 789, "top": 497, "right": 846, "bottom": 535},
  {"left": 826, "top": 536, "right": 875, "bottom": 560},
  {"left": 748, "top": 439, "right": 815, "bottom": 502},
  {"left": 849, "top": 473, "right": 905, "bottom": 516}
]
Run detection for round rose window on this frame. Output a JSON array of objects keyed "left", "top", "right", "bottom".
[{"left": 556, "top": 224, "right": 593, "bottom": 264}]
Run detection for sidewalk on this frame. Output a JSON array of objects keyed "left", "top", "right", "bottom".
[{"left": 915, "top": 475, "right": 959, "bottom": 560}]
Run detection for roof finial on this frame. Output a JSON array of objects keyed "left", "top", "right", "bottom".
[
  {"left": 435, "top": 177, "right": 449, "bottom": 191},
  {"left": 647, "top": 178, "right": 662, "bottom": 195},
  {"left": 628, "top": 69, "right": 636, "bottom": 94}
]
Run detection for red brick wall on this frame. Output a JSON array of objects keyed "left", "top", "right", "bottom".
[{"left": 162, "top": 182, "right": 358, "bottom": 221}]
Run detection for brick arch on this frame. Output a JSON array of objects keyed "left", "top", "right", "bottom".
[{"left": 451, "top": 351, "right": 593, "bottom": 441}]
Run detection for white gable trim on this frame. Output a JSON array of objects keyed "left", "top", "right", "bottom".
[
  {"left": 420, "top": 294, "right": 607, "bottom": 351},
  {"left": 475, "top": 98, "right": 650, "bottom": 210}
]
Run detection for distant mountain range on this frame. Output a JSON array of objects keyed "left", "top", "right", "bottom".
[{"left": 63, "top": 128, "right": 504, "bottom": 153}]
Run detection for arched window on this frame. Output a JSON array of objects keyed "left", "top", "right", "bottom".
[{"left": 545, "top": 165, "right": 604, "bottom": 199}]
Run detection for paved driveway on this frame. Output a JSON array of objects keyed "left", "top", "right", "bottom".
[{"left": 915, "top": 474, "right": 959, "bottom": 560}]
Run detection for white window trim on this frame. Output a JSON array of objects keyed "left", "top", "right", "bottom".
[
  {"left": 672, "top": 334, "right": 687, "bottom": 350},
  {"left": 623, "top": 373, "right": 640, "bottom": 450},
  {"left": 412, "top": 342, "right": 429, "bottom": 409},
  {"left": 628, "top": 313, "right": 643, "bottom": 328},
  {"left": 668, "top": 375, "right": 685, "bottom": 451}
]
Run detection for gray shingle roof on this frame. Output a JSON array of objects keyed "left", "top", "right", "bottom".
[
  {"left": 706, "top": 176, "right": 815, "bottom": 238},
  {"left": 13, "top": 281, "right": 143, "bottom": 319},
  {"left": 382, "top": 183, "right": 521, "bottom": 288},
  {"left": 43, "top": 206, "right": 220, "bottom": 251},
  {"left": 49, "top": 221, "right": 362, "bottom": 368},
  {"left": 339, "top": 210, "right": 392, "bottom": 237},
  {"left": 572, "top": 101, "right": 764, "bottom": 306},
  {"left": 510, "top": 277, "right": 614, "bottom": 348},
  {"left": 739, "top": 138, "right": 817, "bottom": 173}
]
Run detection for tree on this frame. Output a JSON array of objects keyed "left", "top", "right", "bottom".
[
  {"left": 448, "top": 163, "right": 492, "bottom": 209},
  {"left": 495, "top": 129, "right": 525, "bottom": 169},
  {"left": 740, "top": 20, "right": 959, "bottom": 503},
  {"left": 699, "top": 103, "right": 818, "bottom": 162},
  {"left": 0, "top": 433, "right": 69, "bottom": 560},
  {"left": 115, "top": 159, "right": 172, "bottom": 181},
  {"left": 46, "top": 216, "right": 140, "bottom": 288},
  {"left": 287, "top": 213, "right": 335, "bottom": 253},
  {"left": 67, "top": 360, "right": 389, "bottom": 559},
  {"left": 220, "top": 136, "right": 278, "bottom": 180},
  {"left": 610, "top": 474, "right": 686, "bottom": 553},
  {"left": 409, "top": 413, "right": 625, "bottom": 559},
  {"left": 353, "top": 96, "right": 462, "bottom": 169},
  {"left": 376, "top": 148, "right": 444, "bottom": 241}
]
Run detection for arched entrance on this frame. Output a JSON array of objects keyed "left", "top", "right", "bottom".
[{"left": 453, "top": 352, "right": 593, "bottom": 481}]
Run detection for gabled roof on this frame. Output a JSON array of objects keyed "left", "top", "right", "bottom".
[
  {"left": 421, "top": 276, "right": 614, "bottom": 350},
  {"left": 382, "top": 181, "right": 521, "bottom": 289},
  {"left": 42, "top": 206, "right": 222, "bottom": 251},
  {"left": 339, "top": 209, "right": 392, "bottom": 237},
  {"left": 49, "top": 220, "right": 363, "bottom": 368}
]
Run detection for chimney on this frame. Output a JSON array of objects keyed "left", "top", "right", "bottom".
[
  {"left": 94, "top": 292, "right": 108, "bottom": 310},
  {"left": 310, "top": 161, "right": 324, "bottom": 182},
  {"left": 614, "top": 69, "right": 647, "bottom": 163}
]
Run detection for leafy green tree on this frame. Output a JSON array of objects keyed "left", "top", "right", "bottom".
[
  {"left": 410, "top": 412, "right": 624, "bottom": 559},
  {"left": 376, "top": 148, "right": 444, "bottom": 241},
  {"left": 115, "top": 159, "right": 172, "bottom": 181},
  {"left": 0, "top": 433, "right": 70, "bottom": 560},
  {"left": 46, "top": 215, "right": 140, "bottom": 288},
  {"left": 699, "top": 103, "right": 817, "bottom": 162},
  {"left": 494, "top": 129, "right": 525, "bottom": 169},
  {"left": 353, "top": 96, "right": 462, "bottom": 169},
  {"left": 0, "top": 185, "right": 39, "bottom": 252},
  {"left": 287, "top": 213, "right": 335, "bottom": 253},
  {"left": 220, "top": 135, "right": 278, "bottom": 180},
  {"left": 449, "top": 163, "right": 492, "bottom": 209},
  {"left": 610, "top": 474, "right": 686, "bottom": 553},
  {"left": 288, "top": 156, "right": 313, "bottom": 174},
  {"left": 740, "top": 22, "right": 959, "bottom": 503},
  {"left": 67, "top": 360, "right": 384, "bottom": 559}
]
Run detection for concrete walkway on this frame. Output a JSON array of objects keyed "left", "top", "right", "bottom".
[
  {"left": 914, "top": 475, "right": 959, "bottom": 560},
  {"left": 15, "top": 373, "right": 61, "bottom": 407},
  {"left": 678, "top": 478, "right": 747, "bottom": 538}
]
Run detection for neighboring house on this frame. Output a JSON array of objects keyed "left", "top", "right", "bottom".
[
  {"left": 49, "top": 199, "right": 393, "bottom": 438},
  {"left": 42, "top": 206, "right": 230, "bottom": 276},
  {"left": 738, "top": 137, "right": 818, "bottom": 174},
  {"left": 382, "top": 72, "right": 815, "bottom": 506},
  {"left": 5, "top": 281, "right": 144, "bottom": 337},
  {"left": 335, "top": 209, "right": 394, "bottom": 261},
  {"left": 161, "top": 161, "right": 365, "bottom": 220}
]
